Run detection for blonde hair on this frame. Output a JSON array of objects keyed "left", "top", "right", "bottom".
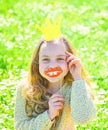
[{"left": 22, "top": 36, "right": 93, "bottom": 117}]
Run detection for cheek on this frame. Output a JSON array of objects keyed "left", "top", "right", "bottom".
[
  {"left": 62, "top": 61, "right": 68, "bottom": 68},
  {"left": 60, "top": 62, "right": 68, "bottom": 73},
  {"left": 65, "top": 62, "right": 68, "bottom": 71},
  {"left": 39, "top": 63, "right": 44, "bottom": 73},
  {"left": 64, "top": 66, "right": 68, "bottom": 74},
  {"left": 39, "top": 62, "right": 48, "bottom": 76}
]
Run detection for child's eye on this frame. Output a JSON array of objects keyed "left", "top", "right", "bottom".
[
  {"left": 57, "top": 58, "right": 65, "bottom": 61},
  {"left": 42, "top": 59, "right": 50, "bottom": 61}
]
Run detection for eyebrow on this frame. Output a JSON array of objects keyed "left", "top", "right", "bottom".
[
  {"left": 57, "top": 55, "right": 66, "bottom": 57},
  {"left": 42, "top": 55, "right": 66, "bottom": 57},
  {"left": 41, "top": 55, "right": 49, "bottom": 57}
]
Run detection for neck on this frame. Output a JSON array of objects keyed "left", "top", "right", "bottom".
[{"left": 47, "top": 79, "right": 64, "bottom": 94}]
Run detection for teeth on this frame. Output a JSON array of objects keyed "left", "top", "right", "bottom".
[
  {"left": 54, "top": 71, "right": 57, "bottom": 75},
  {"left": 49, "top": 71, "right": 58, "bottom": 76},
  {"left": 49, "top": 72, "right": 53, "bottom": 76}
]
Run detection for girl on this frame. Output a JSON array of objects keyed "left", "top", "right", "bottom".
[{"left": 14, "top": 36, "right": 96, "bottom": 130}]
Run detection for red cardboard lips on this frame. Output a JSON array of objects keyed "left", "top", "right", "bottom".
[{"left": 45, "top": 67, "right": 63, "bottom": 77}]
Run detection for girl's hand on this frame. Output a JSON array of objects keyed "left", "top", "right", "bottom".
[
  {"left": 48, "top": 94, "right": 65, "bottom": 120},
  {"left": 65, "top": 51, "right": 82, "bottom": 80}
]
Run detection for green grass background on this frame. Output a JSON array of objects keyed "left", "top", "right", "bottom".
[{"left": 0, "top": 0, "right": 108, "bottom": 129}]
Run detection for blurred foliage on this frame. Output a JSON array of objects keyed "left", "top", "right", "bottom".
[{"left": 0, "top": 0, "right": 108, "bottom": 129}]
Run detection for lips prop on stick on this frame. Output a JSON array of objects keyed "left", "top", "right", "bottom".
[{"left": 45, "top": 67, "right": 63, "bottom": 78}]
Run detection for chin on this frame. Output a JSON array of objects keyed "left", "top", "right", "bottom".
[{"left": 46, "top": 76, "right": 63, "bottom": 83}]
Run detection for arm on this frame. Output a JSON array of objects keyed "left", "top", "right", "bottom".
[
  {"left": 14, "top": 83, "right": 54, "bottom": 130},
  {"left": 70, "top": 80, "right": 96, "bottom": 124}
]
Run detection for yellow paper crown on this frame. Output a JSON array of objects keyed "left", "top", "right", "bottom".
[{"left": 36, "top": 17, "right": 62, "bottom": 41}]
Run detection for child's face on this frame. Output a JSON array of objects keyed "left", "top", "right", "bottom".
[{"left": 39, "top": 41, "right": 68, "bottom": 83}]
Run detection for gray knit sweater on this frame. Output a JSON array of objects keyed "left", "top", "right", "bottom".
[{"left": 14, "top": 80, "right": 96, "bottom": 130}]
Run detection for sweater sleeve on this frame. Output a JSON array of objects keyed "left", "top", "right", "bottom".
[
  {"left": 70, "top": 80, "right": 96, "bottom": 124},
  {"left": 14, "top": 84, "right": 54, "bottom": 130}
]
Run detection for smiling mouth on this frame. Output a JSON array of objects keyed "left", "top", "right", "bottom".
[{"left": 45, "top": 67, "right": 63, "bottom": 78}]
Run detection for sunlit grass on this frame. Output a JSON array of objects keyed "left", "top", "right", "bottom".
[{"left": 0, "top": 0, "right": 108, "bottom": 129}]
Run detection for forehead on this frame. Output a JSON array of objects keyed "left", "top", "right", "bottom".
[{"left": 39, "top": 41, "right": 67, "bottom": 56}]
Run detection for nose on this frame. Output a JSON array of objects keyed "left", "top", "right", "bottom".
[{"left": 48, "top": 60, "right": 58, "bottom": 68}]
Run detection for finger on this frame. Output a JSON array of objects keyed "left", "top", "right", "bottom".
[
  {"left": 49, "top": 102, "right": 64, "bottom": 110},
  {"left": 71, "top": 59, "right": 82, "bottom": 66},
  {"left": 50, "top": 97, "right": 65, "bottom": 103},
  {"left": 66, "top": 55, "right": 76, "bottom": 63},
  {"left": 68, "top": 59, "right": 81, "bottom": 69},
  {"left": 50, "top": 94, "right": 63, "bottom": 99},
  {"left": 53, "top": 102, "right": 64, "bottom": 107},
  {"left": 54, "top": 103, "right": 64, "bottom": 110},
  {"left": 65, "top": 51, "right": 73, "bottom": 56},
  {"left": 55, "top": 105, "right": 63, "bottom": 110}
]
